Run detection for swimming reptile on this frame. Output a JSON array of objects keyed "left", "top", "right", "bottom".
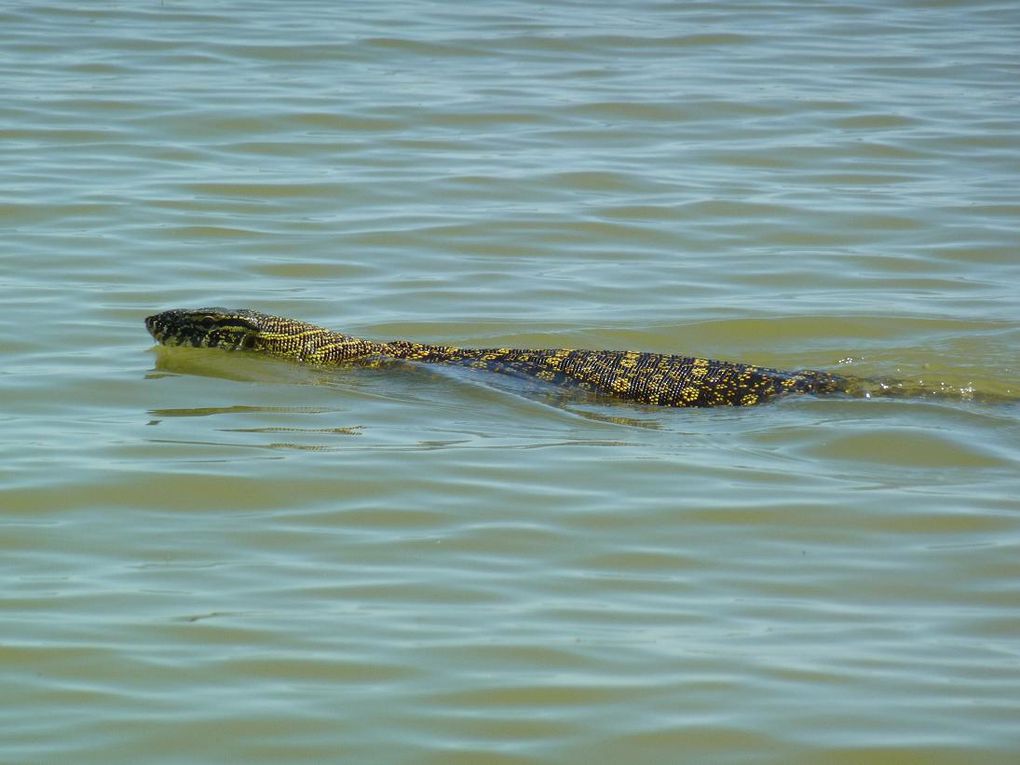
[{"left": 145, "top": 307, "right": 878, "bottom": 407}]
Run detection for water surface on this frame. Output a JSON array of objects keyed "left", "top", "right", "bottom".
[{"left": 2, "top": 2, "right": 1019, "bottom": 763}]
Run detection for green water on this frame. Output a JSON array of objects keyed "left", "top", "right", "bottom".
[{"left": 3, "top": 2, "right": 1019, "bottom": 763}]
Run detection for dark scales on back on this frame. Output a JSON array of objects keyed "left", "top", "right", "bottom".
[
  {"left": 145, "top": 307, "right": 851, "bottom": 408},
  {"left": 384, "top": 340, "right": 846, "bottom": 407}
]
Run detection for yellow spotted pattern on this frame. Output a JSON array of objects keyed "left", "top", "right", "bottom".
[{"left": 145, "top": 308, "right": 849, "bottom": 408}]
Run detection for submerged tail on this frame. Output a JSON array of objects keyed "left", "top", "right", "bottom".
[{"left": 835, "top": 373, "right": 1014, "bottom": 405}]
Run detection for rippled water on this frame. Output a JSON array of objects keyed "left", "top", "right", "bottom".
[{"left": 3, "top": 2, "right": 1019, "bottom": 762}]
